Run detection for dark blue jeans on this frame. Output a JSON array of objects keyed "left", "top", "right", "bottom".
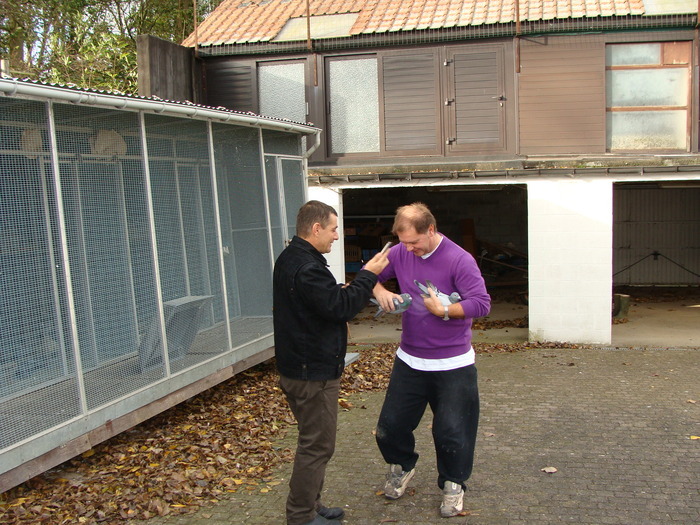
[{"left": 376, "top": 357, "right": 480, "bottom": 490}]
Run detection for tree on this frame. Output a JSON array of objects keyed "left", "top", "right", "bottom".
[{"left": 0, "top": 0, "right": 221, "bottom": 94}]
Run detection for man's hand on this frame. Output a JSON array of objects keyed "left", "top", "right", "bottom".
[
  {"left": 364, "top": 249, "right": 390, "bottom": 276},
  {"left": 373, "top": 282, "right": 403, "bottom": 313},
  {"left": 422, "top": 287, "right": 465, "bottom": 319},
  {"left": 422, "top": 286, "right": 444, "bottom": 317}
]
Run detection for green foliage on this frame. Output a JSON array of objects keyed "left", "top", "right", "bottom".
[
  {"left": 46, "top": 31, "right": 138, "bottom": 93},
  {"left": 0, "top": 0, "right": 221, "bottom": 94}
]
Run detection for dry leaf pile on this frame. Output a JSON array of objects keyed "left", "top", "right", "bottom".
[
  {"left": 473, "top": 317, "right": 528, "bottom": 330},
  {"left": 0, "top": 365, "right": 296, "bottom": 525},
  {"left": 1, "top": 337, "right": 579, "bottom": 525}
]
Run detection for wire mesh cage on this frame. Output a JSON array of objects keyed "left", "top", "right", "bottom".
[{"left": 0, "top": 81, "right": 312, "bottom": 485}]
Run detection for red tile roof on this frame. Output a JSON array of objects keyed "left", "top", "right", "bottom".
[{"left": 183, "top": 0, "right": 673, "bottom": 47}]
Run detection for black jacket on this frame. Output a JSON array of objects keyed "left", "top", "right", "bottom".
[{"left": 273, "top": 236, "right": 377, "bottom": 380}]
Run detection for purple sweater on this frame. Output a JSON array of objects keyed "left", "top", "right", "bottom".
[{"left": 377, "top": 235, "right": 491, "bottom": 359}]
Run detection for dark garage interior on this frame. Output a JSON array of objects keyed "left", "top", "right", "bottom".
[{"left": 341, "top": 184, "right": 529, "bottom": 292}]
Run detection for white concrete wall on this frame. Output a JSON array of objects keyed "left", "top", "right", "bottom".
[
  {"left": 528, "top": 180, "right": 613, "bottom": 344},
  {"left": 307, "top": 186, "right": 345, "bottom": 283}
]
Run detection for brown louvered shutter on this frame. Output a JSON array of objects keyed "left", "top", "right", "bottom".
[
  {"left": 519, "top": 35, "right": 606, "bottom": 154},
  {"left": 445, "top": 45, "right": 508, "bottom": 154},
  {"left": 204, "top": 59, "right": 256, "bottom": 113},
  {"left": 381, "top": 51, "right": 441, "bottom": 154}
]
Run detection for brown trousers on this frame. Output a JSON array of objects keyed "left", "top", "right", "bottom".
[{"left": 279, "top": 375, "right": 341, "bottom": 525}]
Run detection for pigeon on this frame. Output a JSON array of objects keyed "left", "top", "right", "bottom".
[
  {"left": 370, "top": 293, "right": 413, "bottom": 317},
  {"left": 414, "top": 280, "right": 461, "bottom": 306}
]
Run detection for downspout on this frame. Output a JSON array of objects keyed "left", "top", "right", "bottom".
[
  {"left": 193, "top": 0, "right": 199, "bottom": 59},
  {"left": 514, "top": 0, "right": 522, "bottom": 156},
  {"left": 306, "top": 0, "right": 312, "bottom": 52},
  {"left": 192, "top": 0, "right": 200, "bottom": 103},
  {"left": 307, "top": 0, "right": 319, "bottom": 87},
  {"left": 304, "top": 129, "right": 322, "bottom": 158},
  {"left": 696, "top": 0, "right": 700, "bottom": 151},
  {"left": 304, "top": 0, "right": 321, "bottom": 155},
  {"left": 515, "top": 0, "right": 521, "bottom": 73}
]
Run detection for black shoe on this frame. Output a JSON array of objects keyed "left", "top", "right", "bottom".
[
  {"left": 301, "top": 513, "right": 341, "bottom": 525},
  {"left": 318, "top": 505, "right": 345, "bottom": 520}
]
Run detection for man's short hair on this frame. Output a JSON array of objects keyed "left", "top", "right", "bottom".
[
  {"left": 392, "top": 202, "right": 437, "bottom": 235},
  {"left": 296, "top": 200, "right": 338, "bottom": 237}
]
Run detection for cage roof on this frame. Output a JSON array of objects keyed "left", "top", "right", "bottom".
[{"left": 0, "top": 76, "right": 319, "bottom": 134}]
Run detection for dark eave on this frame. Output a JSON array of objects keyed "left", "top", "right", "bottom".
[{"left": 307, "top": 155, "right": 700, "bottom": 186}]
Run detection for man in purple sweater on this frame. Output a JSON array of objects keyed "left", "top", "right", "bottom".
[{"left": 372, "top": 202, "right": 491, "bottom": 518}]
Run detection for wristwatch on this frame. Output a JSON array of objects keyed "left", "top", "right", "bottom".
[{"left": 442, "top": 305, "right": 449, "bottom": 321}]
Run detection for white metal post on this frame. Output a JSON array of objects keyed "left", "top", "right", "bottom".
[
  {"left": 138, "top": 112, "right": 172, "bottom": 376},
  {"left": 46, "top": 101, "right": 88, "bottom": 413}
]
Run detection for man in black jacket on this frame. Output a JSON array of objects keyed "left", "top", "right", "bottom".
[{"left": 274, "top": 200, "right": 389, "bottom": 525}]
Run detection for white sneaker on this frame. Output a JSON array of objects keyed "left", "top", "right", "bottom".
[
  {"left": 383, "top": 464, "right": 415, "bottom": 499},
  {"left": 440, "top": 480, "right": 464, "bottom": 517}
]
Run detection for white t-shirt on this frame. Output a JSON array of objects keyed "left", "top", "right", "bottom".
[{"left": 397, "top": 346, "right": 475, "bottom": 371}]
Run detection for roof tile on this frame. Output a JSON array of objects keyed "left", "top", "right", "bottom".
[{"left": 182, "top": 0, "right": 693, "bottom": 47}]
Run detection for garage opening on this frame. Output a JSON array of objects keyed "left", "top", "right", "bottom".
[
  {"left": 342, "top": 184, "right": 530, "bottom": 343},
  {"left": 612, "top": 181, "right": 700, "bottom": 347}
]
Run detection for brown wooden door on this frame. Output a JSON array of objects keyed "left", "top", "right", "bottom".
[{"left": 444, "top": 45, "right": 507, "bottom": 154}]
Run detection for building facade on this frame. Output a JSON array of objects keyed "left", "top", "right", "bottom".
[{"left": 139, "top": 0, "right": 700, "bottom": 345}]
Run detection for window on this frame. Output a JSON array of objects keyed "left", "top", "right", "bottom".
[
  {"left": 258, "top": 61, "right": 306, "bottom": 123},
  {"left": 606, "top": 42, "right": 690, "bottom": 150},
  {"left": 327, "top": 56, "right": 380, "bottom": 154}
]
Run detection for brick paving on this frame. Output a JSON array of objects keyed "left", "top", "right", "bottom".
[{"left": 143, "top": 348, "right": 699, "bottom": 524}]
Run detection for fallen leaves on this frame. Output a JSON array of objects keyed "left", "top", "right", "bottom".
[
  {"left": 0, "top": 362, "right": 296, "bottom": 525},
  {"left": 0, "top": 338, "right": 545, "bottom": 524},
  {"left": 0, "top": 343, "right": 402, "bottom": 525},
  {"left": 472, "top": 317, "right": 528, "bottom": 330}
]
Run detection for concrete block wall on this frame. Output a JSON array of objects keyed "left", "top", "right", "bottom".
[{"left": 527, "top": 180, "right": 613, "bottom": 344}]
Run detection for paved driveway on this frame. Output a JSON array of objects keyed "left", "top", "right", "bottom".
[{"left": 144, "top": 347, "right": 699, "bottom": 524}]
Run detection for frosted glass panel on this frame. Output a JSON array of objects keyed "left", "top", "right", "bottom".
[
  {"left": 264, "top": 156, "right": 285, "bottom": 260},
  {"left": 606, "top": 43, "right": 660, "bottom": 66},
  {"left": 259, "top": 62, "right": 306, "bottom": 123},
  {"left": 607, "top": 111, "right": 686, "bottom": 150},
  {"left": 328, "top": 57, "right": 379, "bottom": 153},
  {"left": 606, "top": 69, "right": 688, "bottom": 107},
  {"left": 281, "top": 158, "right": 304, "bottom": 240}
]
